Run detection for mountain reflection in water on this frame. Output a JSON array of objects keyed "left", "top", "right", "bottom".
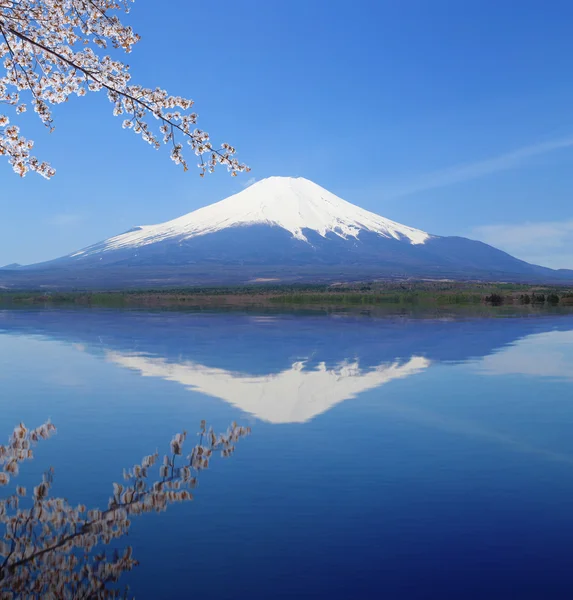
[
  {"left": 2, "top": 310, "right": 573, "bottom": 599},
  {"left": 1, "top": 310, "right": 573, "bottom": 423},
  {"left": 107, "top": 352, "right": 430, "bottom": 423}
]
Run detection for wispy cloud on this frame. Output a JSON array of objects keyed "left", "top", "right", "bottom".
[
  {"left": 242, "top": 176, "right": 257, "bottom": 189},
  {"left": 47, "top": 214, "right": 84, "bottom": 227},
  {"left": 472, "top": 220, "right": 573, "bottom": 270},
  {"left": 385, "top": 136, "right": 573, "bottom": 198}
]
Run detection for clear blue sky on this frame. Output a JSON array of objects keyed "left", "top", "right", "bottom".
[{"left": 2, "top": 0, "right": 573, "bottom": 268}]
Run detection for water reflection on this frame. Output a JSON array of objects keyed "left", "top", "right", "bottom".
[
  {"left": 107, "top": 353, "right": 430, "bottom": 423},
  {"left": 478, "top": 329, "right": 573, "bottom": 380},
  {"left": 1, "top": 310, "right": 573, "bottom": 424},
  {"left": 0, "top": 421, "right": 250, "bottom": 598},
  {"left": 3, "top": 311, "right": 573, "bottom": 598}
]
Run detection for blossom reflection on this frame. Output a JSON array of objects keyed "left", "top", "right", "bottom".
[{"left": 0, "top": 421, "right": 250, "bottom": 598}]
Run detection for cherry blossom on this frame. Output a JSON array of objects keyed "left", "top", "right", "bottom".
[
  {"left": 0, "top": 420, "right": 251, "bottom": 597},
  {"left": 0, "top": 1, "right": 249, "bottom": 178}
]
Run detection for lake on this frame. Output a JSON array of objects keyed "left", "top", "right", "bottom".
[{"left": 1, "top": 309, "right": 573, "bottom": 599}]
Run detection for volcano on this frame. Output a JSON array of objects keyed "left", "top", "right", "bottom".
[{"left": 3, "top": 176, "right": 573, "bottom": 288}]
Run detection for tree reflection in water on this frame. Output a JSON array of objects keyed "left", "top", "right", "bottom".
[{"left": 0, "top": 420, "right": 250, "bottom": 598}]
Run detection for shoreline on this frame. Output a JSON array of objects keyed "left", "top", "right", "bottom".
[{"left": 1, "top": 282, "right": 573, "bottom": 316}]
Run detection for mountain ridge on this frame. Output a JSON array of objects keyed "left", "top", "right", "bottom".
[{"left": 2, "top": 176, "right": 572, "bottom": 288}]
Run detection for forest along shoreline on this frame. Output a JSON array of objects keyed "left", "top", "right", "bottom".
[{"left": 1, "top": 282, "right": 573, "bottom": 315}]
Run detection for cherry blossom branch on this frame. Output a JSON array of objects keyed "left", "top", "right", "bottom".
[
  {"left": 0, "top": 1, "right": 249, "bottom": 179},
  {"left": 0, "top": 420, "right": 251, "bottom": 596}
]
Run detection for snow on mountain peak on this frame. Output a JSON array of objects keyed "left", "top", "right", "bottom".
[{"left": 72, "top": 176, "right": 429, "bottom": 257}]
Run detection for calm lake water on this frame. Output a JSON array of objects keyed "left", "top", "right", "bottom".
[{"left": 2, "top": 309, "right": 573, "bottom": 599}]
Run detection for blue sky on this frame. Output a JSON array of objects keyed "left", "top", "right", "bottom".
[{"left": 2, "top": 0, "right": 573, "bottom": 268}]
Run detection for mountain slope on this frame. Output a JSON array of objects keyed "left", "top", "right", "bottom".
[
  {"left": 4, "top": 176, "right": 573, "bottom": 288},
  {"left": 69, "top": 176, "right": 429, "bottom": 259}
]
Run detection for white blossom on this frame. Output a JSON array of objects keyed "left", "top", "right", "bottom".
[
  {"left": 0, "top": 1, "right": 249, "bottom": 178},
  {"left": 0, "top": 419, "right": 251, "bottom": 597}
]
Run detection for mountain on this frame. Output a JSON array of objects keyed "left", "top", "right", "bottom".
[
  {"left": 71, "top": 175, "right": 430, "bottom": 253},
  {"left": 3, "top": 176, "right": 573, "bottom": 288}
]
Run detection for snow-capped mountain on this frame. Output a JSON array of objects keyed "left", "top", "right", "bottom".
[
  {"left": 4, "top": 175, "right": 573, "bottom": 287},
  {"left": 72, "top": 176, "right": 430, "bottom": 258}
]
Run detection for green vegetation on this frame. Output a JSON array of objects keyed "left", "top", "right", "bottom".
[{"left": 1, "top": 281, "right": 573, "bottom": 312}]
